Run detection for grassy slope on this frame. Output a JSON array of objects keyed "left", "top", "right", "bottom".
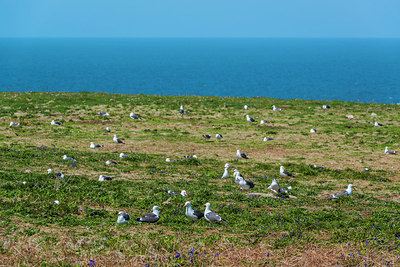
[{"left": 0, "top": 92, "right": 400, "bottom": 266}]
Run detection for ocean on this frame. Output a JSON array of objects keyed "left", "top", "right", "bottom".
[{"left": 0, "top": 38, "right": 399, "bottom": 103}]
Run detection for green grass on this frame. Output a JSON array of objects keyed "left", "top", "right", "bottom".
[{"left": 0, "top": 92, "right": 400, "bottom": 265}]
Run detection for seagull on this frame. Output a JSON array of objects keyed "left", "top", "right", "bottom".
[
  {"left": 9, "top": 122, "right": 20, "bottom": 127},
  {"left": 202, "top": 134, "right": 211, "bottom": 139},
  {"left": 322, "top": 105, "right": 331, "bottom": 109},
  {"left": 204, "top": 203, "right": 225, "bottom": 223},
  {"left": 225, "top": 163, "right": 233, "bottom": 168},
  {"left": 236, "top": 149, "right": 249, "bottom": 159},
  {"left": 54, "top": 200, "right": 60, "bottom": 205},
  {"left": 51, "top": 120, "right": 62, "bottom": 126},
  {"left": 179, "top": 105, "right": 184, "bottom": 115},
  {"left": 105, "top": 127, "right": 111, "bottom": 132},
  {"left": 136, "top": 206, "right": 161, "bottom": 223},
  {"left": 244, "top": 105, "right": 249, "bottom": 110},
  {"left": 165, "top": 158, "right": 176, "bottom": 162},
  {"left": 97, "top": 112, "right": 109, "bottom": 116},
  {"left": 216, "top": 134, "right": 223, "bottom": 139},
  {"left": 280, "top": 166, "right": 293, "bottom": 177},
  {"left": 330, "top": 184, "right": 354, "bottom": 199},
  {"left": 184, "top": 201, "right": 204, "bottom": 222},
  {"left": 374, "top": 122, "right": 383, "bottom": 127},
  {"left": 385, "top": 147, "right": 396, "bottom": 154},
  {"left": 106, "top": 160, "right": 118, "bottom": 165},
  {"left": 246, "top": 115, "right": 256, "bottom": 122},
  {"left": 237, "top": 176, "right": 255, "bottom": 191},
  {"left": 90, "top": 142, "right": 104, "bottom": 148},
  {"left": 268, "top": 179, "right": 288, "bottom": 194},
  {"left": 310, "top": 129, "right": 317, "bottom": 133},
  {"left": 346, "top": 115, "right": 354, "bottom": 119},
  {"left": 221, "top": 167, "right": 229, "bottom": 179},
  {"left": 233, "top": 169, "right": 243, "bottom": 184},
  {"left": 63, "top": 155, "right": 75, "bottom": 161},
  {"left": 130, "top": 112, "right": 142, "bottom": 120},
  {"left": 113, "top": 134, "right": 124, "bottom": 144},
  {"left": 263, "top": 137, "right": 274, "bottom": 141},
  {"left": 117, "top": 212, "right": 130, "bottom": 224},
  {"left": 99, "top": 175, "right": 114, "bottom": 181},
  {"left": 47, "top": 169, "right": 65, "bottom": 179},
  {"left": 120, "top": 153, "right": 129, "bottom": 158},
  {"left": 272, "top": 105, "right": 282, "bottom": 111},
  {"left": 164, "top": 190, "right": 188, "bottom": 197}
]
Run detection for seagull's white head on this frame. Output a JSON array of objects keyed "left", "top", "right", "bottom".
[
  {"left": 180, "top": 105, "right": 183, "bottom": 109},
  {"left": 385, "top": 147, "right": 388, "bottom": 151},
  {"left": 224, "top": 163, "right": 231, "bottom": 168},
  {"left": 47, "top": 169, "right": 53, "bottom": 174},
  {"left": 280, "top": 166, "right": 285, "bottom": 171},
  {"left": 204, "top": 202, "right": 211, "bottom": 209},
  {"left": 118, "top": 211, "right": 124, "bottom": 215},
  {"left": 152, "top": 206, "right": 161, "bottom": 215},
  {"left": 181, "top": 190, "right": 188, "bottom": 197},
  {"left": 62, "top": 155, "right": 67, "bottom": 159},
  {"left": 184, "top": 201, "right": 191, "bottom": 207}
]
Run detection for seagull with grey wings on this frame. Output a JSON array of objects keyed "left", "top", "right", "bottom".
[
  {"left": 136, "top": 206, "right": 161, "bottom": 223},
  {"left": 237, "top": 176, "right": 255, "bottom": 191},
  {"left": 236, "top": 149, "right": 249, "bottom": 159},
  {"left": 99, "top": 175, "right": 114, "bottom": 181},
  {"left": 246, "top": 115, "right": 256, "bottom": 122},
  {"left": 117, "top": 212, "right": 130, "bottom": 224},
  {"left": 329, "top": 184, "right": 354, "bottom": 200},
  {"left": 130, "top": 112, "right": 142, "bottom": 120},
  {"left": 280, "top": 166, "right": 293, "bottom": 177},
  {"left": 268, "top": 179, "right": 292, "bottom": 194},
  {"left": 113, "top": 134, "right": 124, "bottom": 144},
  {"left": 184, "top": 201, "right": 204, "bottom": 222},
  {"left": 204, "top": 202, "right": 225, "bottom": 223}
]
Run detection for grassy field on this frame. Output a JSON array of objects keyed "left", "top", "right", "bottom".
[{"left": 0, "top": 92, "right": 400, "bottom": 266}]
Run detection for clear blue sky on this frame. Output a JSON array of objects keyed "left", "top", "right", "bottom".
[{"left": 1, "top": 0, "right": 399, "bottom": 38}]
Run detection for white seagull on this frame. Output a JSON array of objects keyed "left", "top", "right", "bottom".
[
  {"left": 204, "top": 203, "right": 225, "bottom": 223},
  {"left": 90, "top": 142, "right": 104, "bottom": 148},
  {"left": 268, "top": 179, "right": 288, "bottom": 194},
  {"left": 105, "top": 127, "right": 111, "bottom": 132},
  {"left": 246, "top": 115, "right": 256, "bottom": 122},
  {"left": 120, "top": 153, "right": 129, "bottom": 158},
  {"left": 164, "top": 190, "right": 188, "bottom": 198},
  {"left": 233, "top": 169, "right": 243, "bottom": 184},
  {"left": 106, "top": 160, "right": 118, "bottom": 165},
  {"left": 9, "top": 122, "right": 20, "bottom": 127},
  {"left": 216, "top": 134, "right": 223, "bottom": 139},
  {"left": 136, "top": 206, "right": 161, "bottom": 223},
  {"left": 385, "top": 147, "right": 396, "bottom": 154},
  {"left": 184, "top": 201, "right": 204, "bottom": 222},
  {"left": 221, "top": 167, "right": 229, "bottom": 179},
  {"left": 113, "top": 134, "right": 124, "bottom": 144},
  {"left": 236, "top": 149, "right": 249, "bottom": 159},
  {"left": 179, "top": 105, "right": 184, "bottom": 115},
  {"left": 322, "top": 105, "right": 331, "bottom": 109},
  {"left": 130, "top": 112, "right": 142, "bottom": 120},
  {"left": 97, "top": 112, "right": 109, "bottom": 116},
  {"left": 99, "top": 175, "right": 114, "bottom": 181},
  {"left": 117, "top": 212, "right": 130, "bottom": 224},
  {"left": 237, "top": 176, "right": 255, "bottom": 191},
  {"left": 54, "top": 200, "right": 60, "bottom": 205},
  {"left": 272, "top": 105, "right": 282, "bottom": 111},
  {"left": 374, "top": 122, "right": 383, "bottom": 127},
  {"left": 63, "top": 155, "right": 75, "bottom": 161},
  {"left": 330, "top": 184, "right": 354, "bottom": 199},
  {"left": 244, "top": 105, "right": 249, "bottom": 110},
  {"left": 51, "top": 120, "right": 62, "bottom": 126},
  {"left": 310, "top": 129, "right": 317, "bottom": 133},
  {"left": 165, "top": 158, "right": 176, "bottom": 162},
  {"left": 47, "top": 169, "right": 64, "bottom": 179},
  {"left": 263, "top": 137, "right": 274, "bottom": 141},
  {"left": 202, "top": 134, "right": 211, "bottom": 139},
  {"left": 280, "top": 166, "right": 293, "bottom": 177}
]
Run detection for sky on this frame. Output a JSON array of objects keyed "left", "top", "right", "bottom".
[{"left": 0, "top": 0, "right": 399, "bottom": 38}]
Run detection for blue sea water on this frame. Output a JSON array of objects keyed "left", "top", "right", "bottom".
[{"left": 0, "top": 38, "right": 399, "bottom": 103}]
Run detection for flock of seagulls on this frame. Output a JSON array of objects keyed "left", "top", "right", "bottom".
[{"left": 10, "top": 102, "right": 396, "bottom": 227}]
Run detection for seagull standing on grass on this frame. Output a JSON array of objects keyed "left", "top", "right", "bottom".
[
  {"left": 179, "top": 105, "right": 184, "bottom": 115},
  {"left": 236, "top": 149, "right": 249, "bottom": 159},
  {"left": 237, "top": 176, "right": 255, "bottom": 191},
  {"left": 9, "top": 122, "right": 20, "bottom": 127},
  {"left": 202, "top": 134, "right": 211, "bottom": 139},
  {"left": 130, "top": 112, "right": 142, "bottom": 120},
  {"left": 322, "top": 105, "right": 331, "bottom": 109},
  {"left": 374, "top": 122, "right": 383, "bottom": 127},
  {"left": 184, "top": 201, "right": 204, "bottom": 222},
  {"left": 97, "top": 112, "right": 109, "bottom": 116},
  {"left": 221, "top": 167, "right": 229, "bottom": 179},
  {"left": 385, "top": 147, "right": 396, "bottom": 154},
  {"left": 51, "top": 120, "right": 62, "bottom": 126},
  {"left": 136, "top": 206, "right": 161, "bottom": 223},
  {"left": 204, "top": 203, "right": 225, "bottom": 223},
  {"left": 99, "top": 175, "right": 114, "bottom": 181},
  {"left": 246, "top": 115, "right": 256, "bottom": 122},
  {"left": 90, "top": 142, "right": 104, "bottom": 148},
  {"left": 63, "top": 155, "right": 75, "bottom": 161},
  {"left": 120, "top": 153, "right": 129, "bottom": 158},
  {"left": 216, "top": 134, "right": 223, "bottom": 139},
  {"left": 105, "top": 127, "right": 111, "bottom": 132},
  {"left": 233, "top": 169, "right": 243, "bottom": 184},
  {"left": 272, "top": 105, "right": 282, "bottom": 111},
  {"left": 244, "top": 105, "right": 249, "bottom": 110},
  {"left": 310, "top": 129, "right": 317, "bottom": 133},
  {"left": 113, "top": 134, "right": 124, "bottom": 144},
  {"left": 280, "top": 166, "right": 293, "bottom": 177},
  {"left": 268, "top": 179, "right": 290, "bottom": 194},
  {"left": 117, "top": 212, "right": 130, "bottom": 224},
  {"left": 330, "top": 184, "right": 354, "bottom": 199},
  {"left": 263, "top": 137, "right": 274, "bottom": 141}
]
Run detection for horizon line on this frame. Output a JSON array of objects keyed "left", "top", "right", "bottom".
[{"left": 1, "top": 36, "right": 400, "bottom": 39}]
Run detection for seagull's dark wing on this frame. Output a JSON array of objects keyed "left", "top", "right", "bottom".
[
  {"left": 193, "top": 209, "right": 204, "bottom": 219},
  {"left": 205, "top": 211, "right": 222, "bottom": 222},
  {"left": 240, "top": 153, "right": 248, "bottom": 159},
  {"left": 136, "top": 213, "right": 159, "bottom": 223},
  {"left": 123, "top": 213, "right": 130, "bottom": 221},
  {"left": 283, "top": 170, "right": 293, "bottom": 177},
  {"left": 246, "top": 181, "right": 255, "bottom": 188},
  {"left": 333, "top": 190, "right": 348, "bottom": 198}
]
